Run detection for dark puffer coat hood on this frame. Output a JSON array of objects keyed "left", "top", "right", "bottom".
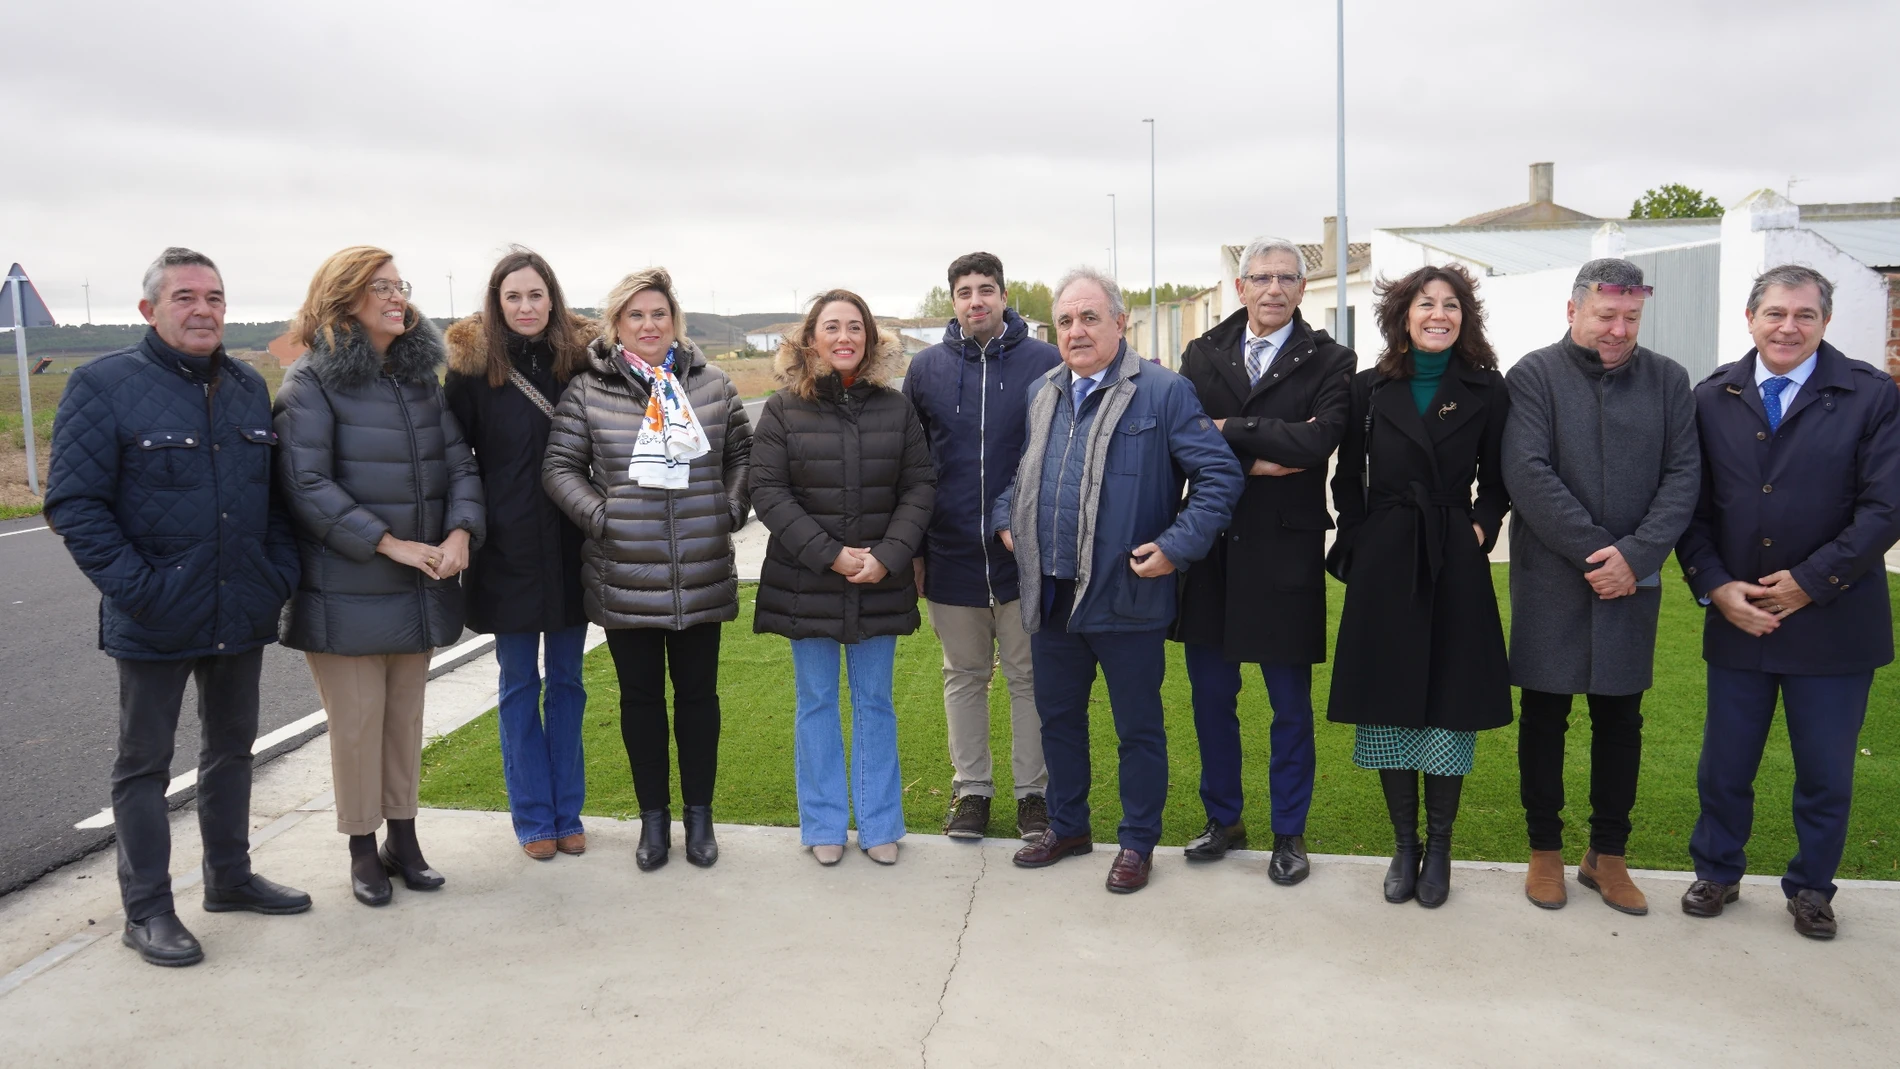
[
  {"left": 542, "top": 336, "right": 752, "bottom": 630},
  {"left": 274, "top": 318, "right": 486, "bottom": 655}
]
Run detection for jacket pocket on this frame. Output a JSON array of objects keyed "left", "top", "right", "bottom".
[
  {"left": 1110, "top": 543, "right": 1174, "bottom": 620},
  {"left": 131, "top": 429, "right": 206, "bottom": 489},
  {"left": 1105, "top": 415, "right": 1157, "bottom": 476},
  {"left": 238, "top": 426, "right": 277, "bottom": 483}
]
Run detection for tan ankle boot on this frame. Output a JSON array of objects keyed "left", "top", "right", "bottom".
[
  {"left": 1526, "top": 849, "right": 1567, "bottom": 909},
  {"left": 1577, "top": 850, "right": 1649, "bottom": 915}
]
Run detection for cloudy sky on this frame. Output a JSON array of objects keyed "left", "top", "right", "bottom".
[{"left": 5, "top": 0, "right": 1895, "bottom": 326}]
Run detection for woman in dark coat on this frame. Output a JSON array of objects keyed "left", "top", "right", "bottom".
[
  {"left": 444, "top": 248, "right": 595, "bottom": 862},
  {"left": 749, "top": 290, "right": 935, "bottom": 866},
  {"left": 276, "top": 246, "right": 484, "bottom": 906},
  {"left": 543, "top": 267, "right": 751, "bottom": 872},
  {"left": 1326, "top": 262, "right": 1511, "bottom": 909}
]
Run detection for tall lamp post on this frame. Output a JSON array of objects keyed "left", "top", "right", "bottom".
[
  {"left": 1143, "top": 117, "right": 1156, "bottom": 362},
  {"left": 1108, "top": 193, "right": 1119, "bottom": 286},
  {"left": 1334, "top": 0, "right": 1352, "bottom": 351}
]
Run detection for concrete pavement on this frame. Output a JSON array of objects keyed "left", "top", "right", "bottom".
[{"left": 1, "top": 641, "right": 1896, "bottom": 1066}]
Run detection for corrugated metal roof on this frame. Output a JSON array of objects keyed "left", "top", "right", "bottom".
[
  {"left": 1381, "top": 219, "right": 1719, "bottom": 275},
  {"left": 1805, "top": 218, "right": 1900, "bottom": 269}
]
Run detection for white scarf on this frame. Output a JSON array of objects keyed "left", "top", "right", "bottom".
[{"left": 623, "top": 344, "right": 710, "bottom": 489}]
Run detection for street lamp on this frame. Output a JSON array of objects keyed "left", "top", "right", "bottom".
[
  {"left": 1144, "top": 118, "right": 1156, "bottom": 362},
  {"left": 1334, "top": 0, "right": 1352, "bottom": 350},
  {"left": 1108, "top": 193, "right": 1119, "bottom": 286}
]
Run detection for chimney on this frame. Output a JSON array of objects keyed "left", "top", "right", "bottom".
[
  {"left": 1530, "top": 162, "right": 1554, "bottom": 205},
  {"left": 1321, "top": 216, "right": 1338, "bottom": 273}
]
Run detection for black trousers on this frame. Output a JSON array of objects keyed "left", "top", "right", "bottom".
[
  {"left": 1518, "top": 689, "right": 1644, "bottom": 855},
  {"left": 605, "top": 623, "right": 722, "bottom": 811},
  {"left": 111, "top": 648, "right": 263, "bottom": 922}
]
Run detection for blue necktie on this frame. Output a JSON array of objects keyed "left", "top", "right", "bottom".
[
  {"left": 1762, "top": 376, "right": 1791, "bottom": 433},
  {"left": 1072, "top": 375, "right": 1096, "bottom": 413},
  {"left": 1246, "top": 337, "right": 1272, "bottom": 385}
]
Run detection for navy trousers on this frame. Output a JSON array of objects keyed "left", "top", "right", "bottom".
[
  {"left": 1689, "top": 665, "right": 1872, "bottom": 900},
  {"left": 1182, "top": 643, "right": 1314, "bottom": 834},
  {"left": 1032, "top": 579, "right": 1170, "bottom": 853}
]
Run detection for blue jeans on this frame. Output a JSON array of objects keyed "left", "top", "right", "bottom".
[
  {"left": 789, "top": 635, "right": 905, "bottom": 849},
  {"left": 494, "top": 626, "right": 589, "bottom": 845},
  {"left": 1183, "top": 644, "right": 1315, "bottom": 834}
]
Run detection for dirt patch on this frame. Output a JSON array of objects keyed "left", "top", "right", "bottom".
[{"left": 715, "top": 355, "right": 780, "bottom": 400}]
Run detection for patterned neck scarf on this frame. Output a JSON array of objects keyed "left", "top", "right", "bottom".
[{"left": 622, "top": 344, "right": 710, "bottom": 489}]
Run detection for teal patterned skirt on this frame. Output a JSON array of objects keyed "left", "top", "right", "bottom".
[{"left": 1353, "top": 724, "right": 1476, "bottom": 776}]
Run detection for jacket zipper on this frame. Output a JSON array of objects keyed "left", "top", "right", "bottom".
[
  {"left": 1051, "top": 382, "right": 1084, "bottom": 578},
  {"left": 391, "top": 375, "right": 430, "bottom": 643},
  {"left": 203, "top": 379, "right": 222, "bottom": 642},
  {"left": 976, "top": 335, "right": 998, "bottom": 609}
]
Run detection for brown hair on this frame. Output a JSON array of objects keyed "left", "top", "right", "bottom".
[
  {"left": 600, "top": 267, "right": 686, "bottom": 351},
  {"left": 477, "top": 247, "right": 586, "bottom": 387},
  {"left": 773, "top": 289, "right": 890, "bottom": 399},
  {"left": 1371, "top": 263, "right": 1497, "bottom": 379},
  {"left": 291, "top": 245, "right": 421, "bottom": 351}
]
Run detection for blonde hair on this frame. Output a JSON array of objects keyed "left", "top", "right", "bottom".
[
  {"left": 600, "top": 267, "right": 685, "bottom": 350},
  {"left": 291, "top": 245, "right": 419, "bottom": 350}
]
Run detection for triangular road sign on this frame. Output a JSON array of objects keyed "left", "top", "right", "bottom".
[{"left": 1, "top": 264, "right": 57, "bottom": 328}]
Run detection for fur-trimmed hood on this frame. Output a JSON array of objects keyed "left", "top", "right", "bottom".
[
  {"left": 444, "top": 311, "right": 600, "bottom": 377},
  {"left": 773, "top": 332, "right": 906, "bottom": 400},
  {"left": 300, "top": 315, "right": 445, "bottom": 390}
]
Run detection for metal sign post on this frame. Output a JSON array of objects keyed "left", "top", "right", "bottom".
[{"left": 2, "top": 264, "right": 57, "bottom": 497}]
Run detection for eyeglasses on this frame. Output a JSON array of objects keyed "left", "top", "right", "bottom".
[
  {"left": 368, "top": 280, "right": 413, "bottom": 300},
  {"left": 1592, "top": 283, "right": 1654, "bottom": 297},
  {"left": 1243, "top": 272, "right": 1303, "bottom": 289}
]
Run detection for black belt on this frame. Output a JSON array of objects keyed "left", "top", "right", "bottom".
[{"left": 1367, "top": 482, "right": 1470, "bottom": 594}]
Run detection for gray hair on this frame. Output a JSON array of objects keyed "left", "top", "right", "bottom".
[
  {"left": 1052, "top": 266, "right": 1126, "bottom": 318},
  {"left": 141, "top": 247, "right": 222, "bottom": 304},
  {"left": 1571, "top": 257, "right": 1643, "bottom": 304},
  {"left": 1237, "top": 236, "right": 1305, "bottom": 280},
  {"left": 1747, "top": 263, "right": 1834, "bottom": 319}
]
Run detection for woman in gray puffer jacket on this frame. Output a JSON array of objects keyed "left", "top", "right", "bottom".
[
  {"left": 543, "top": 267, "right": 750, "bottom": 872},
  {"left": 275, "top": 246, "right": 484, "bottom": 907}
]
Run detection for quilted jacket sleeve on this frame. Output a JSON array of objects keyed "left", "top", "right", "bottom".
[
  {"left": 720, "top": 376, "right": 752, "bottom": 532},
  {"left": 44, "top": 367, "right": 161, "bottom": 612},
  {"left": 542, "top": 376, "right": 607, "bottom": 539},
  {"left": 272, "top": 369, "right": 390, "bottom": 563},
  {"left": 438, "top": 384, "right": 485, "bottom": 550}
]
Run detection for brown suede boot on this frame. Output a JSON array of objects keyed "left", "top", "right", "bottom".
[
  {"left": 1525, "top": 849, "right": 1567, "bottom": 909},
  {"left": 1577, "top": 850, "right": 1649, "bottom": 916}
]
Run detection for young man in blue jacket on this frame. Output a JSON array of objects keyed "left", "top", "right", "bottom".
[
  {"left": 993, "top": 267, "right": 1243, "bottom": 893},
  {"left": 1676, "top": 265, "right": 1900, "bottom": 939},
  {"left": 904, "top": 253, "right": 1061, "bottom": 841},
  {"left": 46, "top": 249, "right": 308, "bottom": 967}
]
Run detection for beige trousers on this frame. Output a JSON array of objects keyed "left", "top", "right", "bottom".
[
  {"left": 927, "top": 599, "right": 1046, "bottom": 799},
  {"left": 306, "top": 651, "right": 431, "bottom": 835}
]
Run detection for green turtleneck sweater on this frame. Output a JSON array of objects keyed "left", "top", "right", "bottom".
[{"left": 1409, "top": 347, "right": 1449, "bottom": 414}]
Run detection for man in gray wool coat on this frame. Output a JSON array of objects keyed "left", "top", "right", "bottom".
[{"left": 1501, "top": 258, "right": 1699, "bottom": 919}]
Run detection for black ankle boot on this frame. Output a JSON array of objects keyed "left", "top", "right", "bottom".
[
  {"left": 636, "top": 808, "right": 671, "bottom": 871},
  {"left": 1417, "top": 773, "right": 1463, "bottom": 909},
  {"left": 350, "top": 833, "right": 391, "bottom": 907},
  {"left": 1378, "top": 769, "right": 1422, "bottom": 904},
  {"left": 683, "top": 805, "right": 717, "bottom": 868},
  {"left": 379, "top": 818, "right": 445, "bottom": 891}
]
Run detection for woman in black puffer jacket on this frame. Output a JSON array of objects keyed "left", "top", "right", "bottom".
[
  {"left": 275, "top": 245, "right": 484, "bottom": 908},
  {"left": 543, "top": 267, "right": 750, "bottom": 872},
  {"left": 749, "top": 289, "right": 935, "bottom": 867}
]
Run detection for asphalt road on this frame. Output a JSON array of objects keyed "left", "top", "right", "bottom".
[{"left": 0, "top": 514, "right": 476, "bottom": 897}]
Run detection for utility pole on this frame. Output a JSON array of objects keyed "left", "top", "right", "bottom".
[
  {"left": 1109, "top": 193, "right": 1119, "bottom": 285},
  {"left": 446, "top": 272, "right": 455, "bottom": 319},
  {"left": 82, "top": 279, "right": 92, "bottom": 325},
  {"left": 1144, "top": 118, "right": 1156, "bottom": 362},
  {"left": 1335, "top": 0, "right": 1352, "bottom": 351}
]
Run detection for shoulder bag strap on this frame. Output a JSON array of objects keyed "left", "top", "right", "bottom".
[{"left": 507, "top": 367, "right": 559, "bottom": 420}]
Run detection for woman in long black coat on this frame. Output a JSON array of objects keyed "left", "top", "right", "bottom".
[
  {"left": 443, "top": 248, "right": 595, "bottom": 862},
  {"left": 1327, "top": 263, "right": 1511, "bottom": 909}
]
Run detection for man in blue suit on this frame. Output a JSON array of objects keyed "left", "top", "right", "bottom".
[
  {"left": 993, "top": 266, "right": 1243, "bottom": 894},
  {"left": 1676, "top": 264, "right": 1900, "bottom": 939}
]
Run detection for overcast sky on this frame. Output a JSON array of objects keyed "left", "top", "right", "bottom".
[{"left": 5, "top": 0, "right": 1896, "bottom": 327}]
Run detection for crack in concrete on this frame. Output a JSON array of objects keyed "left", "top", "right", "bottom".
[{"left": 919, "top": 843, "right": 988, "bottom": 1068}]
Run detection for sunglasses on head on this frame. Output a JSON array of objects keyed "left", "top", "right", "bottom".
[{"left": 1593, "top": 283, "right": 1654, "bottom": 297}]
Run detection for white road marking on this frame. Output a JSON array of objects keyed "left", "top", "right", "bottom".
[
  {"left": 0, "top": 525, "right": 49, "bottom": 537},
  {"left": 72, "top": 635, "right": 497, "bottom": 830}
]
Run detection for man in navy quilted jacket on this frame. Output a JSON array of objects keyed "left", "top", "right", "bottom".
[{"left": 46, "top": 248, "right": 309, "bottom": 967}]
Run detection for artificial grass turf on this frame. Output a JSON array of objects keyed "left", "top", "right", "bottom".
[{"left": 418, "top": 565, "right": 1900, "bottom": 878}]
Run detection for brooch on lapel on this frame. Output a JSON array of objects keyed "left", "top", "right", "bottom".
[{"left": 1437, "top": 402, "right": 1458, "bottom": 420}]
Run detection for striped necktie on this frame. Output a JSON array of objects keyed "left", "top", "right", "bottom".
[{"left": 1246, "top": 337, "right": 1272, "bottom": 385}]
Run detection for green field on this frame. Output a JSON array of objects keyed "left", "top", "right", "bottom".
[{"left": 418, "top": 567, "right": 1900, "bottom": 878}]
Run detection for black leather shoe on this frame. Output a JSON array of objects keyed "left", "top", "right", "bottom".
[
  {"left": 635, "top": 808, "right": 671, "bottom": 872},
  {"left": 1184, "top": 817, "right": 1247, "bottom": 861},
  {"left": 1681, "top": 879, "right": 1739, "bottom": 918},
  {"left": 122, "top": 912, "right": 203, "bottom": 967},
  {"left": 379, "top": 844, "right": 445, "bottom": 891},
  {"left": 203, "top": 873, "right": 313, "bottom": 915},
  {"left": 683, "top": 805, "right": 718, "bottom": 868},
  {"left": 1384, "top": 843, "right": 1423, "bottom": 904},
  {"left": 350, "top": 837, "right": 392, "bottom": 906},
  {"left": 1416, "top": 774, "right": 1463, "bottom": 909},
  {"left": 1787, "top": 889, "right": 1838, "bottom": 939},
  {"left": 1268, "top": 834, "right": 1310, "bottom": 885}
]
